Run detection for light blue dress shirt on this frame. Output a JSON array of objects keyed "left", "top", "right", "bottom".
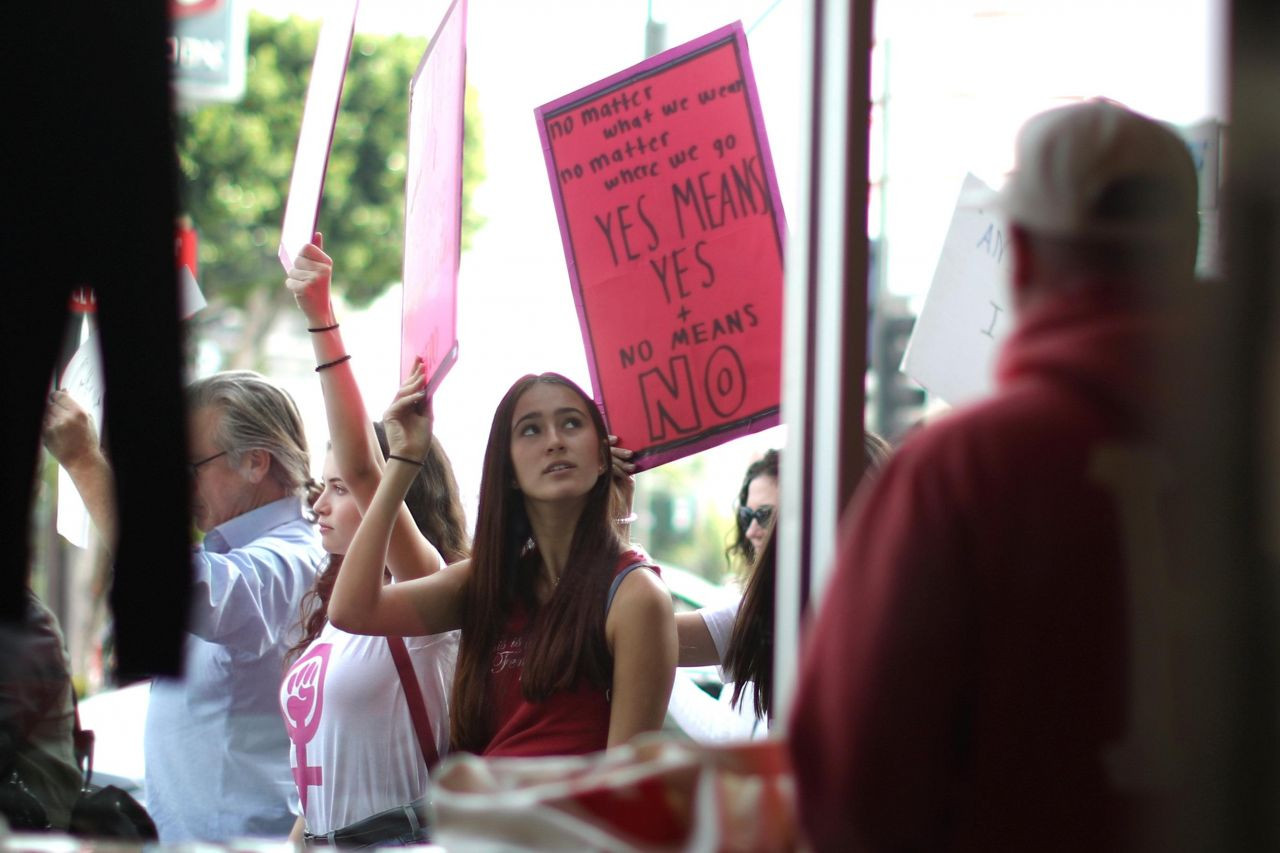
[{"left": 144, "top": 496, "right": 323, "bottom": 842}]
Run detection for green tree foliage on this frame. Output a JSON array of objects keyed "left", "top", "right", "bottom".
[
  {"left": 633, "top": 456, "right": 741, "bottom": 586},
  {"left": 177, "top": 13, "right": 484, "bottom": 367}
]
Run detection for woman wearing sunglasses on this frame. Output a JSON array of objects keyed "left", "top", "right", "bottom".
[
  {"left": 672, "top": 438, "right": 890, "bottom": 739},
  {"left": 669, "top": 450, "right": 779, "bottom": 740}
]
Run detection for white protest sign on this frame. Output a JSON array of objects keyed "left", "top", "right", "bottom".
[
  {"left": 57, "top": 329, "right": 106, "bottom": 548},
  {"left": 1180, "top": 118, "right": 1221, "bottom": 212},
  {"left": 277, "top": 0, "right": 361, "bottom": 270},
  {"left": 53, "top": 267, "right": 203, "bottom": 548},
  {"left": 1178, "top": 118, "right": 1222, "bottom": 278},
  {"left": 902, "top": 173, "right": 1014, "bottom": 406}
]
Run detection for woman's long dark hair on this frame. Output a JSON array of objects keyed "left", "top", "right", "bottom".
[
  {"left": 450, "top": 373, "right": 625, "bottom": 754},
  {"left": 722, "top": 431, "right": 893, "bottom": 721},
  {"left": 286, "top": 425, "right": 470, "bottom": 666},
  {"left": 724, "top": 524, "right": 776, "bottom": 720}
]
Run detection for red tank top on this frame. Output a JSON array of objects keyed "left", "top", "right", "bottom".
[{"left": 482, "top": 550, "right": 655, "bottom": 757}]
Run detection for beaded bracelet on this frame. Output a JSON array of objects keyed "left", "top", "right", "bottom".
[{"left": 307, "top": 322, "right": 340, "bottom": 333}]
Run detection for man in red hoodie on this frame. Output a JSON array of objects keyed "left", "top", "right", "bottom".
[{"left": 789, "top": 99, "right": 1200, "bottom": 852}]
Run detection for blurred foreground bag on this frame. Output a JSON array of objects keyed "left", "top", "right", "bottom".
[
  {"left": 430, "top": 736, "right": 797, "bottom": 851},
  {"left": 68, "top": 785, "right": 157, "bottom": 841}
]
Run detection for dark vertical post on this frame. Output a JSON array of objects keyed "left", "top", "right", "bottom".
[
  {"left": 775, "top": 0, "right": 875, "bottom": 724},
  {"left": 1, "top": 2, "right": 190, "bottom": 677},
  {"left": 1223, "top": 1, "right": 1280, "bottom": 845},
  {"left": 837, "top": 0, "right": 872, "bottom": 515}
]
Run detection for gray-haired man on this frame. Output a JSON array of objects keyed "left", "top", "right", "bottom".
[{"left": 45, "top": 370, "right": 323, "bottom": 842}]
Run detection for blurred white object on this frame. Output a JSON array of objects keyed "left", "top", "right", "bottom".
[
  {"left": 76, "top": 680, "right": 150, "bottom": 800},
  {"left": 55, "top": 330, "right": 105, "bottom": 549}
]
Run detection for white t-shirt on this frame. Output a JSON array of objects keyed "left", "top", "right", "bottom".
[
  {"left": 279, "top": 622, "right": 458, "bottom": 834},
  {"left": 666, "top": 602, "right": 767, "bottom": 742}
]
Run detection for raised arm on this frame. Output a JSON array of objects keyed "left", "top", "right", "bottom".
[
  {"left": 42, "top": 391, "right": 117, "bottom": 551},
  {"left": 328, "top": 364, "right": 467, "bottom": 637},
  {"left": 605, "top": 567, "right": 677, "bottom": 747},
  {"left": 285, "top": 234, "right": 443, "bottom": 581}
]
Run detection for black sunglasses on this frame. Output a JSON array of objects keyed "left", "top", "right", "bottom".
[{"left": 738, "top": 504, "right": 775, "bottom": 528}]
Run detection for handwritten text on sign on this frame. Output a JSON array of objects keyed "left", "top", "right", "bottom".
[
  {"left": 536, "top": 23, "right": 785, "bottom": 470},
  {"left": 902, "top": 173, "right": 1014, "bottom": 406}
]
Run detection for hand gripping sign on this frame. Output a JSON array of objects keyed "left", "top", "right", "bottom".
[
  {"left": 400, "top": 0, "right": 466, "bottom": 394},
  {"left": 536, "top": 22, "right": 786, "bottom": 471}
]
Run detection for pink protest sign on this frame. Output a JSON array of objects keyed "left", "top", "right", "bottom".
[
  {"left": 535, "top": 23, "right": 786, "bottom": 471},
  {"left": 278, "top": 0, "right": 360, "bottom": 270},
  {"left": 400, "top": 0, "right": 466, "bottom": 393}
]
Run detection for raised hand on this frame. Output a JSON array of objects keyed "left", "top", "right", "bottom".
[
  {"left": 284, "top": 231, "right": 336, "bottom": 327},
  {"left": 43, "top": 389, "right": 100, "bottom": 468},
  {"left": 381, "top": 360, "right": 434, "bottom": 463},
  {"left": 42, "top": 389, "right": 117, "bottom": 547},
  {"left": 608, "top": 435, "right": 637, "bottom": 517}
]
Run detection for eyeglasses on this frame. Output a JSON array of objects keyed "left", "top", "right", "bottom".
[
  {"left": 738, "top": 504, "right": 775, "bottom": 529},
  {"left": 189, "top": 450, "right": 228, "bottom": 477}
]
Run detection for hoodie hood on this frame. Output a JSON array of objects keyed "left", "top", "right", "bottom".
[{"left": 995, "top": 286, "right": 1164, "bottom": 426}]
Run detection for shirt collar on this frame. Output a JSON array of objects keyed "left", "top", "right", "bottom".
[{"left": 202, "top": 496, "right": 309, "bottom": 554}]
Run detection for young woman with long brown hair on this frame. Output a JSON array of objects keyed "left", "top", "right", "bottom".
[
  {"left": 329, "top": 364, "right": 677, "bottom": 756},
  {"left": 279, "top": 239, "right": 469, "bottom": 845}
]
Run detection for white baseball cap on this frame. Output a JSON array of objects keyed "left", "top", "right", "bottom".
[{"left": 995, "top": 98, "right": 1199, "bottom": 243}]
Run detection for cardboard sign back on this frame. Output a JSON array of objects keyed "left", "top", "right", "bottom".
[
  {"left": 278, "top": 0, "right": 360, "bottom": 271},
  {"left": 400, "top": 0, "right": 466, "bottom": 393}
]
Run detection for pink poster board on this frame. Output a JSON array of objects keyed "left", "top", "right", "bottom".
[
  {"left": 400, "top": 0, "right": 466, "bottom": 393},
  {"left": 535, "top": 23, "right": 787, "bottom": 471},
  {"left": 277, "top": 0, "right": 360, "bottom": 270}
]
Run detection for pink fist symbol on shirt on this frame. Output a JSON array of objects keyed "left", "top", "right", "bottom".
[{"left": 281, "top": 644, "right": 331, "bottom": 813}]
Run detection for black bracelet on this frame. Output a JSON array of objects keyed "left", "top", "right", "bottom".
[
  {"left": 308, "top": 322, "right": 340, "bottom": 333},
  {"left": 387, "top": 454, "right": 426, "bottom": 467},
  {"left": 315, "top": 354, "right": 352, "bottom": 372}
]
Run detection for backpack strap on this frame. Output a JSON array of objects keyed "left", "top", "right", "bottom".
[
  {"left": 386, "top": 636, "right": 440, "bottom": 772},
  {"left": 605, "top": 561, "right": 652, "bottom": 616}
]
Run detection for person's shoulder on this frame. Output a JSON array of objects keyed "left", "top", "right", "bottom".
[
  {"left": 218, "top": 519, "right": 323, "bottom": 573},
  {"left": 209, "top": 496, "right": 316, "bottom": 549},
  {"left": 615, "top": 546, "right": 655, "bottom": 573},
  {"left": 243, "top": 524, "right": 322, "bottom": 556},
  {"left": 609, "top": 563, "right": 671, "bottom": 618},
  {"left": 698, "top": 601, "right": 739, "bottom": 622},
  {"left": 888, "top": 383, "right": 1072, "bottom": 477},
  {"left": 841, "top": 400, "right": 1017, "bottom": 537},
  {"left": 898, "top": 387, "right": 1031, "bottom": 447}
]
